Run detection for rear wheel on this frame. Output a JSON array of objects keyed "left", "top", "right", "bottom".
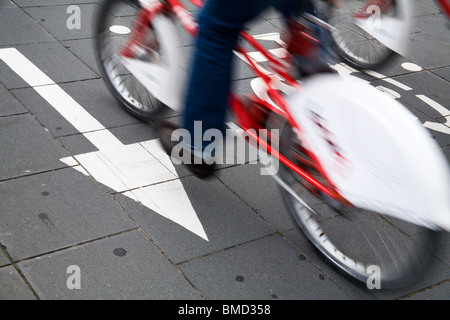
[
  {"left": 278, "top": 122, "right": 438, "bottom": 289},
  {"left": 95, "top": 0, "right": 178, "bottom": 120}
]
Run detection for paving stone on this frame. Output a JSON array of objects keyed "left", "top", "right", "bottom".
[
  {"left": 18, "top": 230, "right": 201, "bottom": 299},
  {"left": 0, "top": 0, "right": 17, "bottom": 8},
  {"left": 404, "top": 281, "right": 450, "bottom": 300},
  {"left": 0, "top": 167, "right": 136, "bottom": 260},
  {"left": 0, "top": 7, "right": 53, "bottom": 46},
  {"left": 24, "top": 3, "right": 98, "bottom": 41},
  {"left": 0, "top": 114, "right": 69, "bottom": 180},
  {"left": 12, "top": 78, "right": 139, "bottom": 138},
  {"left": 404, "top": 32, "right": 450, "bottom": 70},
  {"left": 431, "top": 66, "right": 450, "bottom": 82},
  {"left": 0, "top": 266, "right": 35, "bottom": 300},
  {"left": 61, "top": 38, "right": 101, "bottom": 74},
  {"left": 0, "top": 251, "right": 10, "bottom": 268},
  {"left": 0, "top": 84, "right": 26, "bottom": 117},
  {"left": 0, "top": 41, "right": 98, "bottom": 89},
  {"left": 115, "top": 175, "right": 275, "bottom": 264},
  {"left": 216, "top": 163, "right": 296, "bottom": 232},
  {"left": 179, "top": 234, "right": 350, "bottom": 299},
  {"left": 14, "top": 0, "right": 97, "bottom": 6}
]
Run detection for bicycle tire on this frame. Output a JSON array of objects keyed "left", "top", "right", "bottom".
[
  {"left": 277, "top": 121, "right": 439, "bottom": 289},
  {"left": 95, "top": 0, "right": 179, "bottom": 120},
  {"left": 313, "top": 0, "right": 402, "bottom": 70}
]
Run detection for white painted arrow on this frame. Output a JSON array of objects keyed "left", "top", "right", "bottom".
[
  {"left": 417, "top": 94, "right": 450, "bottom": 135},
  {"left": 0, "top": 47, "right": 208, "bottom": 241}
]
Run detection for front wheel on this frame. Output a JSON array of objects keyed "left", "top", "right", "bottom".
[
  {"left": 314, "top": 0, "right": 410, "bottom": 70},
  {"left": 278, "top": 122, "right": 438, "bottom": 289}
]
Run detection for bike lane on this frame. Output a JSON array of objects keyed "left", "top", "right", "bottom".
[{"left": 0, "top": 0, "right": 449, "bottom": 300}]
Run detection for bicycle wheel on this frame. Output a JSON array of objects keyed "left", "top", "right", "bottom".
[
  {"left": 278, "top": 122, "right": 438, "bottom": 288},
  {"left": 95, "top": 0, "right": 182, "bottom": 120},
  {"left": 314, "top": 0, "right": 410, "bottom": 70},
  {"left": 274, "top": 73, "right": 448, "bottom": 288}
]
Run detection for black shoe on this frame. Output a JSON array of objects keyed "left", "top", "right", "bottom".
[
  {"left": 293, "top": 55, "right": 335, "bottom": 78},
  {"left": 155, "top": 120, "right": 216, "bottom": 179},
  {"left": 156, "top": 120, "right": 180, "bottom": 156}
]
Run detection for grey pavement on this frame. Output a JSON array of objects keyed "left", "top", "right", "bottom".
[{"left": 0, "top": 0, "right": 449, "bottom": 301}]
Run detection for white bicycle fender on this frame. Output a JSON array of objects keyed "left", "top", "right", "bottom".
[
  {"left": 121, "top": 13, "right": 185, "bottom": 111},
  {"left": 287, "top": 74, "right": 450, "bottom": 231}
]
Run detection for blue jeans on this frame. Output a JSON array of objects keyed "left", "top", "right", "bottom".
[{"left": 182, "top": 0, "right": 312, "bottom": 150}]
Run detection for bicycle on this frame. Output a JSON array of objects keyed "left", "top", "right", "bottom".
[{"left": 94, "top": 0, "right": 450, "bottom": 288}]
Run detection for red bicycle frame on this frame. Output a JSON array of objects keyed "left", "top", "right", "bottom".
[
  {"left": 437, "top": 0, "right": 450, "bottom": 17},
  {"left": 120, "top": 0, "right": 449, "bottom": 205},
  {"left": 122, "top": 0, "right": 399, "bottom": 205}
]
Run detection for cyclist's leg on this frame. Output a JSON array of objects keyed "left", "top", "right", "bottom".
[
  {"left": 182, "top": 0, "right": 300, "bottom": 152},
  {"left": 183, "top": 0, "right": 268, "bottom": 146}
]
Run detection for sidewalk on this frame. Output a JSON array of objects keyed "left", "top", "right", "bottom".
[{"left": 0, "top": 0, "right": 449, "bottom": 300}]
